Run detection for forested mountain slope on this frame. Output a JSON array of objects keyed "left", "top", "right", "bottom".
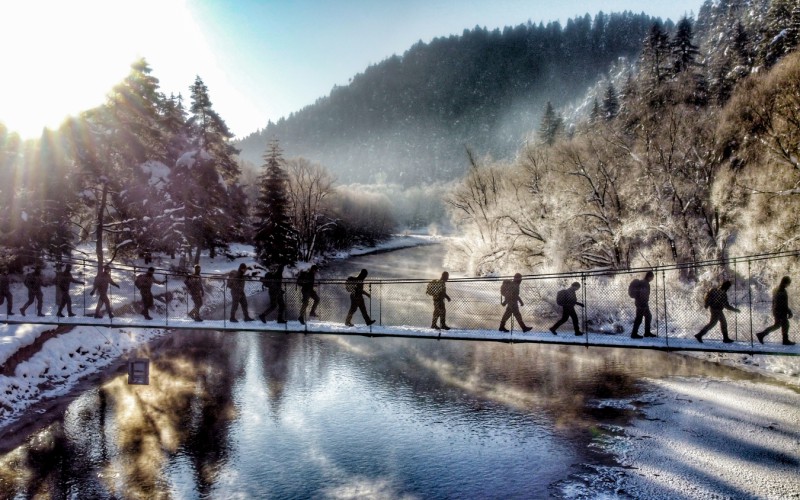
[{"left": 237, "top": 12, "right": 660, "bottom": 185}]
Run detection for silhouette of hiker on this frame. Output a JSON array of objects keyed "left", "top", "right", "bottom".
[
  {"left": 297, "top": 265, "right": 319, "bottom": 325},
  {"left": 228, "top": 263, "right": 253, "bottom": 322},
  {"left": 550, "top": 282, "right": 584, "bottom": 336},
  {"left": 56, "top": 264, "right": 85, "bottom": 317},
  {"left": 629, "top": 271, "right": 656, "bottom": 339},
  {"left": 756, "top": 276, "right": 795, "bottom": 346},
  {"left": 345, "top": 268, "right": 375, "bottom": 327},
  {"left": 135, "top": 267, "right": 165, "bottom": 320},
  {"left": 90, "top": 265, "right": 119, "bottom": 319},
  {"left": 259, "top": 265, "right": 286, "bottom": 324},
  {"left": 20, "top": 266, "right": 44, "bottom": 317},
  {"left": 185, "top": 265, "right": 204, "bottom": 322},
  {"left": 499, "top": 273, "right": 532, "bottom": 332},
  {"left": 428, "top": 271, "right": 452, "bottom": 330},
  {"left": 0, "top": 267, "right": 13, "bottom": 315},
  {"left": 695, "top": 280, "right": 740, "bottom": 343}
]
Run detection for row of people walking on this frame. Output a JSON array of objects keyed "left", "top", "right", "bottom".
[{"left": 1, "top": 264, "right": 795, "bottom": 345}]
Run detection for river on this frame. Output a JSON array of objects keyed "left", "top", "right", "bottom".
[{"left": 0, "top": 245, "right": 796, "bottom": 498}]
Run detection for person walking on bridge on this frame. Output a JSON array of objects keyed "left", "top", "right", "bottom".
[
  {"left": 550, "top": 282, "right": 584, "bottom": 336},
  {"left": 259, "top": 265, "right": 286, "bottom": 324},
  {"left": 55, "top": 264, "right": 85, "bottom": 317},
  {"left": 345, "top": 268, "right": 375, "bottom": 327},
  {"left": 427, "top": 271, "right": 452, "bottom": 330},
  {"left": 228, "top": 263, "right": 254, "bottom": 322},
  {"left": 499, "top": 273, "right": 532, "bottom": 333},
  {"left": 20, "top": 266, "right": 44, "bottom": 317},
  {"left": 135, "top": 267, "right": 165, "bottom": 320},
  {"left": 185, "top": 265, "right": 205, "bottom": 322},
  {"left": 297, "top": 265, "right": 319, "bottom": 325},
  {"left": 695, "top": 280, "right": 740, "bottom": 343},
  {"left": 756, "top": 276, "right": 795, "bottom": 346},
  {"left": 0, "top": 268, "right": 13, "bottom": 316},
  {"left": 90, "top": 265, "right": 119, "bottom": 319},
  {"left": 629, "top": 271, "right": 656, "bottom": 339}
]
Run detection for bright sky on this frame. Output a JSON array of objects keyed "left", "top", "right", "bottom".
[{"left": 0, "top": 0, "right": 700, "bottom": 140}]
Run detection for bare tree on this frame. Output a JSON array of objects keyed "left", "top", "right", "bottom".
[{"left": 285, "top": 158, "right": 336, "bottom": 261}]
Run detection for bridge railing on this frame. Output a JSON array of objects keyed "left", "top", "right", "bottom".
[{"left": 3, "top": 252, "right": 799, "bottom": 349}]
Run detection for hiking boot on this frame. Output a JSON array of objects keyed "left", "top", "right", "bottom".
[
  {"left": 68, "top": 313, "right": 76, "bottom": 317},
  {"left": 37, "top": 313, "right": 45, "bottom": 317},
  {"left": 194, "top": 317, "right": 203, "bottom": 322},
  {"left": 499, "top": 326, "right": 509, "bottom": 332},
  {"left": 756, "top": 332, "right": 766, "bottom": 344},
  {"left": 575, "top": 331, "right": 584, "bottom": 336},
  {"left": 277, "top": 319, "right": 287, "bottom": 324},
  {"left": 722, "top": 338, "right": 734, "bottom": 344},
  {"left": 522, "top": 326, "right": 532, "bottom": 333},
  {"left": 298, "top": 316, "right": 305, "bottom": 325},
  {"left": 366, "top": 319, "right": 376, "bottom": 326},
  {"left": 19, "top": 307, "right": 26, "bottom": 316},
  {"left": 694, "top": 333, "right": 703, "bottom": 343},
  {"left": 345, "top": 322, "right": 355, "bottom": 327},
  {"left": 630, "top": 332, "right": 643, "bottom": 339},
  {"left": 549, "top": 327, "right": 557, "bottom": 335},
  {"left": 783, "top": 339, "right": 796, "bottom": 346},
  {"left": 57, "top": 313, "right": 65, "bottom": 318},
  {"left": 229, "top": 318, "right": 238, "bottom": 323},
  {"left": 244, "top": 316, "right": 254, "bottom": 322},
  {"left": 441, "top": 324, "right": 451, "bottom": 330},
  {"left": 144, "top": 315, "right": 153, "bottom": 320},
  {"left": 258, "top": 313, "right": 267, "bottom": 323},
  {"left": 644, "top": 332, "right": 657, "bottom": 338},
  {"left": 431, "top": 324, "right": 440, "bottom": 330}
]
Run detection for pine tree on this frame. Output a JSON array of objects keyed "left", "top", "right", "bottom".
[
  {"left": 640, "top": 22, "right": 670, "bottom": 89},
  {"left": 671, "top": 18, "right": 701, "bottom": 74},
  {"left": 253, "top": 139, "right": 297, "bottom": 267},
  {"left": 602, "top": 82, "right": 619, "bottom": 120},
  {"left": 538, "top": 102, "right": 563, "bottom": 146},
  {"left": 760, "top": 0, "right": 800, "bottom": 68},
  {"left": 590, "top": 98, "right": 601, "bottom": 123}
]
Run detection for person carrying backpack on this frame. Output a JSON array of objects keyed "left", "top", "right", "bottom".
[
  {"left": 0, "top": 267, "right": 13, "bottom": 316},
  {"left": 258, "top": 265, "right": 286, "bottom": 324},
  {"left": 185, "top": 265, "right": 205, "bottom": 322},
  {"left": 695, "top": 280, "right": 740, "bottom": 343},
  {"left": 756, "top": 276, "right": 795, "bottom": 346},
  {"left": 549, "top": 282, "right": 583, "bottom": 336},
  {"left": 427, "top": 271, "right": 452, "bottom": 330},
  {"left": 344, "top": 268, "right": 375, "bottom": 327},
  {"left": 297, "top": 264, "right": 319, "bottom": 325},
  {"left": 499, "top": 273, "right": 532, "bottom": 333},
  {"left": 227, "top": 263, "right": 254, "bottom": 322},
  {"left": 20, "top": 266, "right": 44, "bottom": 317},
  {"left": 55, "top": 264, "right": 85, "bottom": 318},
  {"left": 90, "top": 264, "right": 119, "bottom": 319},
  {"left": 628, "top": 271, "right": 656, "bottom": 339},
  {"left": 135, "top": 267, "right": 165, "bottom": 320}
]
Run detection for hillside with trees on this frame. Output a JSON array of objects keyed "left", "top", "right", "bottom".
[
  {"left": 236, "top": 11, "right": 662, "bottom": 186},
  {"left": 444, "top": 0, "right": 800, "bottom": 276}
]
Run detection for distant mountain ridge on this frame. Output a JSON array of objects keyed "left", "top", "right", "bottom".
[{"left": 237, "top": 12, "right": 662, "bottom": 186}]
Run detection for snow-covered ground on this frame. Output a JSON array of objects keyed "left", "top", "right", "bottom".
[{"left": 568, "top": 378, "right": 800, "bottom": 499}]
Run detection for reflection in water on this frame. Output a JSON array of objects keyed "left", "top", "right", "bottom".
[{"left": 0, "top": 328, "right": 766, "bottom": 499}]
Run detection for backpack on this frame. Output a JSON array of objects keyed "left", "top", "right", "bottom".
[
  {"left": 628, "top": 279, "right": 640, "bottom": 299},
  {"left": 703, "top": 288, "right": 714, "bottom": 309},
  {"left": 426, "top": 280, "right": 439, "bottom": 296},
  {"left": 500, "top": 280, "right": 513, "bottom": 302},
  {"left": 23, "top": 273, "right": 36, "bottom": 290},
  {"left": 296, "top": 270, "right": 309, "bottom": 286},
  {"left": 345, "top": 276, "right": 357, "bottom": 294},
  {"left": 226, "top": 271, "right": 239, "bottom": 288},
  {"left": 556, "top": 289, "right": 568, "bottom": 306},
  {"left": 134, "top": 274, "right": 148, "bottom": 290}
]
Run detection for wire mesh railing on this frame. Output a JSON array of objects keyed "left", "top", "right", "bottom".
[{"left": 1, "top": 252, "right": 799, "bottom": 353}]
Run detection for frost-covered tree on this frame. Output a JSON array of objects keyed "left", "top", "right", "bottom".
[
  {"left": 760, "top": 0, "right": 800, "bottom": 68},
  {"left": 640, "top": 22, "right": 671, "bottom": 91},
  {"left": 285, "top": 157, "right": 335, "bottom": 261},
  {"left": 671, "top": 17, "right": 702, "bottom": 75},
  {"left": 602, "top": 82, "right": 619, "bottom": 120},
  {"left": 253, "top": 140, "right": 297, "bottom": 268},
  {"left": 538, "top": 102, "right": 563, "bottom": 146}
]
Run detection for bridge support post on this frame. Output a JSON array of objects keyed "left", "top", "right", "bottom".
[
  {"left": 748, "top": 260, "right": 754, "bottom": 351},
  {"left": 662, "top": 269, "right": 669, "bottom": 348}
]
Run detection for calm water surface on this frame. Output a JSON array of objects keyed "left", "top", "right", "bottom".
[{"left": 0, "top": 246, "right": 768, "bottom": 499}]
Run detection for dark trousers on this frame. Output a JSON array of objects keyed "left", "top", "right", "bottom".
[
  {"left": 189, "top": 293, "right": 203, "bottom": 319},
  {"left": 632, "top": 305, "right": 652, "bottom": 335},
  {"left": 300, "top": 290, "right": 319, "bottom": 319},
  {"left": 698, "top": 309, "right": 729, "bottom": 339},
  {"left": 261, "top": 291, "right": 285, "bottom": 321},
  {"left": 757, "top": 314, "right": 790, "bottom": 341},
  {"left": 21, "top": 289, "right": 43, "bottom": 315},
  {"left": 141, "top": 290, "right": 155, "bottom": 316},
  {"left": 230, "top": 293, "right": 249, "bottom": 319},
  {"left": 346, "top": 294, "right": 370, "bottom": 324},
  {"left": 552, "top": 306, "right": 580, "bottom": 333},
  {"left": 500, "top": 304, "right": 525, "bottom": 328},
  {"left": 95, "top": 293, "right": 113, "bottom": 317},
  {"left": 57, "top": 291, "right": 74, "bottom": 315},
  {"left": 432, "top": 298, "right": 447, "bottom": 327},
  {"left": 0, "top": 291, "right": 12, "bottom": 314}
]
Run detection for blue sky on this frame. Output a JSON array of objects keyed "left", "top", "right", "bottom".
[{"left": 1, "top": 0, "right": 701, "bottom": 139}]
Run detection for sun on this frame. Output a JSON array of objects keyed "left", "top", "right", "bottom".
[{"left": 0, "top": 0, "right": 212, "bottom": 140}]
